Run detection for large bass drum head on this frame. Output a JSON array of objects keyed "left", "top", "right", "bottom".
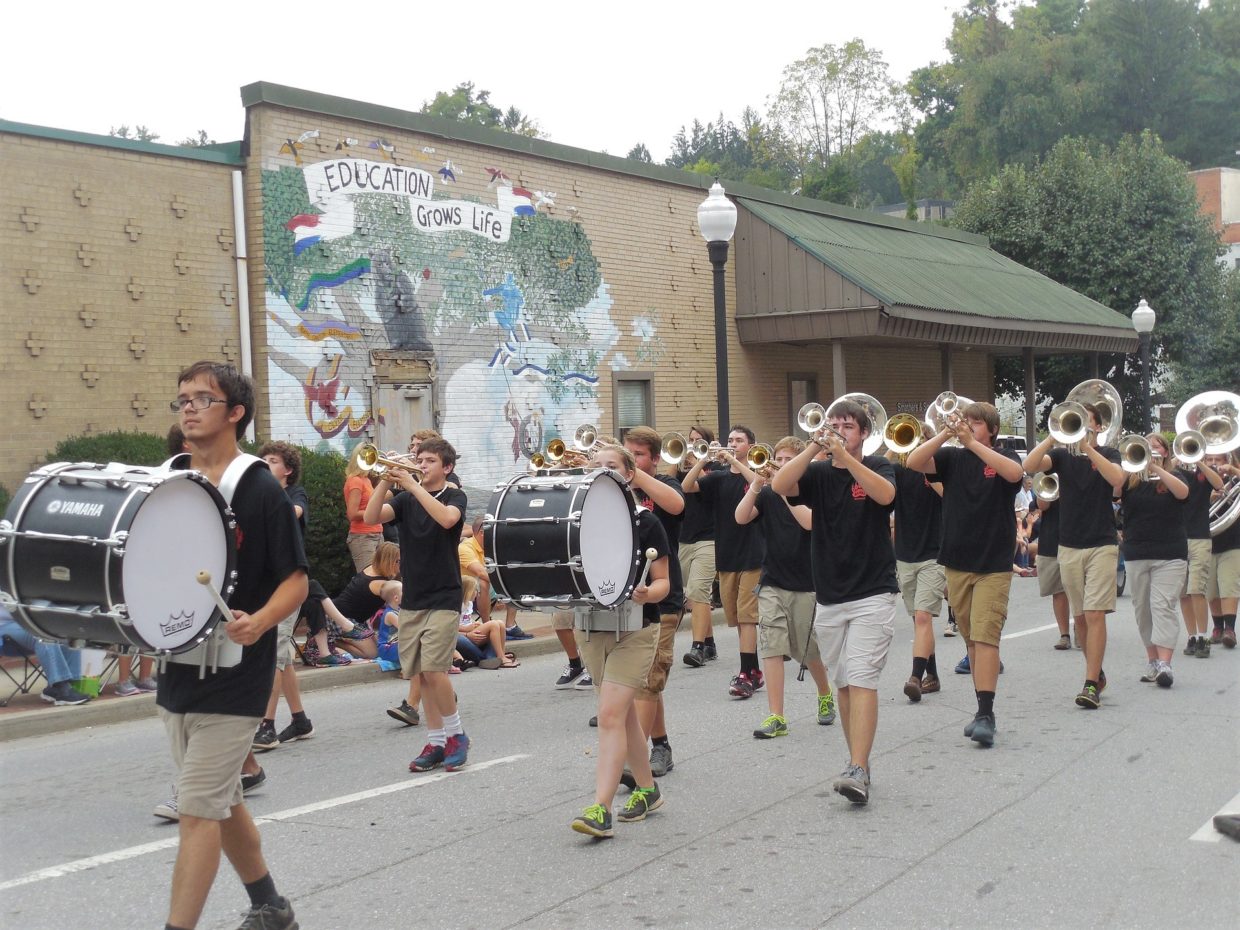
[
  {"left": 123, "top": 475, "right": 230, "bottom": 651},
  {"left": 578, "top": 471, "right": 638, "bottom": 606}
]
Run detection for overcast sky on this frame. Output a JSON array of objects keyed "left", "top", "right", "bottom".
[{"left": 3, "top": 1, "right": 960, "bottom": 162}]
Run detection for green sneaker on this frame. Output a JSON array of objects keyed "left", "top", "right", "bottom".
[
  {"left": 817, "top": 691, "right": 837, "bottom": 726},
  {"left": 571, "top": 803, "right": 613, "bottom": 838},
  {"left": 753, "top": 714, "right": 789, "bottom": 739},
  {"left": 617, "top": 784, "right": 664, "bottom": 822}
]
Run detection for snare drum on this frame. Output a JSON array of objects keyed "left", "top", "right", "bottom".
[
  {"left": 0, "top": 462, "right": 236, "bottom": 653},
  {"left": 485, "top": 468, "right": 640, "bottom": 608}
]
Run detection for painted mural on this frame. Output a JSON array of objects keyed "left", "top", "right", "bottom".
[{"left": 261, "top": 138, "right": 631, "bottom": 488}]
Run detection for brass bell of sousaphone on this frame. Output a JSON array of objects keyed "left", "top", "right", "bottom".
[
  {"left": 1176, "top": 390, "right": 1240, "bottom": 535},
  {"left": 826, "top": 393, "right": 889, "bottom": 457},
  {"left": 1064, "top": 379, "right": 1124, "bottom": 448}
]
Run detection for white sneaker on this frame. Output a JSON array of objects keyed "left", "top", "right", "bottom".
[
  {"left": 115, "top": 679, "right": 140, "bottom": 697},
  {"left": 574, "top": 671, "right": 594, "bottom": 690},
  {"left": 1139, "top": 661, "right": 1158, "bottom": 682},
  {"left": 1155, "top": 662, "right": 1174, "bottom": 688},
  {"left": 943, "top": 621, "right": 957, "bottom": 637},
  {"left": 153, "top": 793, "right": 179, "bottom": 822}
]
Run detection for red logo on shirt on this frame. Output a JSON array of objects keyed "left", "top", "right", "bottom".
[
  {"left": 851, "top": 482, "right": 867, "bottom": 500},
  {"left": 983, "top": 466, "right": 996, "bottom": 478},
  {"left": 1156, "top": 482, "right": 1169, "bottom": 495}
]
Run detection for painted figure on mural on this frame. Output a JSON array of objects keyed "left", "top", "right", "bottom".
[{"left": 372, "top": 249, "right": 433, "bottom": 352}]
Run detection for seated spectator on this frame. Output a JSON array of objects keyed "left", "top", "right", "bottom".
[
  {"left": 376, "top": 586, "right": 424, "bottom": 726},
  {"left": 454, "top": 577, "right": 519, "bottom": 669},
  {"left": 0, "top": 608, "right": 90, "bottom": 706},
  {"left": 114, "top": 653, "right": 157, "bottom": 696},
  {"left": 301, "top": 543, "right": 396, "bottom": 665}
]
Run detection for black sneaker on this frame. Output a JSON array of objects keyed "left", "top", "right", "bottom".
[
  {"left": 41, "top": 681, "right": 89, "bottom": 706},
  {"left": 649, "top": 744, "right": 674, "bottom": 777},
  {"left": 571, "top": 803, "right": 613, "bottom": 838},
  {"left": 1183, "top": 636, "right": 1197, "bottom": 656},
  {"left": 1075, "top": 684, "right": 1100, "bottom": 709},
  {"left": 619, "top": 768, "right": 637, "bottom": 791},
  {"left": 252, "top": 722, "right": 279, "bottom": 752},
  {"left": 387, "top": 701, "right": 420, "bottom": 726},
  {"left": 241, "top": 767, "right": 266, "bottom": 794},
  {"left": 682, "top": 645, "right": 705, "bottom": 668},
  {"left": 616, "top": 783, "right": 663, "bottom": 822},
  {"left": 277, "top": 717, "right": 315, "bottom": 744},
  {"left": 588, "top": 715, "right": 598, "bottom": 728},
  {"left": 1197, "top": 638, "right": 1212, "bottom": 658},
  {"left": 555, "top": 664, "right": 586, "bottom": 688},
  {"left": 969, "top": 713, "right": 996, "bottom": 747},
  {"left": 703, "top": 641, "right": 718, "bottom": 661},
  {"left": 410, "top": 743, "right": 445, "bottom": 772},
  {"left": 237, "top": 895, "right": 297, "bottom": 930}
]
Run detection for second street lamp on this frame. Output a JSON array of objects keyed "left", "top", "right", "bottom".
[
  {"left": 697, "top": 182, "right": 738, "bottom": 440},
  {"left": 1132, "top": 298, "right": 1156, "bottom": 433}
]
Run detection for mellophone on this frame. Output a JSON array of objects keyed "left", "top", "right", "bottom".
[{"left": 0, "top": 460, "right": 244, "bottom": 676}]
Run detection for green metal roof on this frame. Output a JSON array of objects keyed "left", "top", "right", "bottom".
[
  {"left": 0, "top": 119, "right": 244, "bottom": 165},
  {"left": 739, "top": 197, "right": 1134, "bottom": 331}
]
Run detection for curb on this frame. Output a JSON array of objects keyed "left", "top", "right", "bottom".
[{"left": 0, "top": 634, "right": 565, "bottom": 743}]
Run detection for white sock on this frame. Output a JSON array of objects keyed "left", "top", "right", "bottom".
[
  {"left": 442, "top": 712, "right": 462, "bottom": 736},
  {"left": 428, "top": 727, "right": 446, "bottom": 747}
]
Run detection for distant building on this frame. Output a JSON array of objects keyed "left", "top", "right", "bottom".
[
  {"left": 1190, "top": 167, "right": 1240, "bottom": 270},
  {"left": 874, "top": 198, "right": 955, "bottom": 222}
]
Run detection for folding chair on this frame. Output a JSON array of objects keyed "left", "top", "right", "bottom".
[{"left": 1, "top": 634, "right": 47, "bottom": 706}]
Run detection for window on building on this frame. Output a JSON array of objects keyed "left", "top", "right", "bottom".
[
  {"left": 788, "top": 373, "right": 818, "bottom": 439},
  {"left": 613, "top": 373, "right": 654, "bottom": 441}
]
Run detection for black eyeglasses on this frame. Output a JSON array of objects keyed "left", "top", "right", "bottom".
[{"left": 169, "top": 395, "right": 229, "bottom": 413}]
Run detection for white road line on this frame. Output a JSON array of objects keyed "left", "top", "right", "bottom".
[
  {"left": 1002, "top": 622, "right": 1059, "bottom": 640},
  {"left": 0, "top": 754, "right": 526, "bottom": 892},
  {"left": 1190, "top": 789, "right": 1240, "bottom": 843}
]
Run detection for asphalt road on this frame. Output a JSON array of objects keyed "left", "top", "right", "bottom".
[{"left": 1, "top": 579, "right": 1237, "bottom": 929}]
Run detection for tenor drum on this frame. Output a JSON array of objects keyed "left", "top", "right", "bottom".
[
  {"left": 484, "top": 468, "right": 640, "bottom": 608},
  {"left": 0, "top": 462, "right": 236, "bottom": 653}
]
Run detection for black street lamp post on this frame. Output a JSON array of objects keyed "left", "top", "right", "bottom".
[
  {"left": 1132, "top": 299, "right": 1156, "bottom": 433},
  {"left": 697, "top": 182, "right": 738, "bottom": 440}
]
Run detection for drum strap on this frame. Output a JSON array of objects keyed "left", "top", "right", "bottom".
[{"left": 160, "top": 452, "right": 265, "bottom": 507}]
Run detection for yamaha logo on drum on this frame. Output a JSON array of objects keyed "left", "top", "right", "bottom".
[
  {"left": 597, "top": 579, "right": 616, "bottom": 597},
  {"left": 46, "top": 500, "right": 105, "bottom": 518},
  {"left": 160, "top": 611, "right": 196, "bottom": 637}
]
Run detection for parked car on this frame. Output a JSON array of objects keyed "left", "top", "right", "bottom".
[{"left": 996, "top": 434, "right": 1029, "bottom": 462}]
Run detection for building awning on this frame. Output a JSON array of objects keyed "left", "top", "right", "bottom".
[{"left": 734, "top": 198, "right": 1139, "bottom": 355}]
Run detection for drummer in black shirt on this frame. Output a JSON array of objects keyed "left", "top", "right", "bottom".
[
  {"left": 161, "top": 361, "right": 308, "bottom": 930},
  {"left": 683, "top": 425, "right": 767, "bottom": 698},
  {"left": 1025, "top": 403, "right": 1125, "bottom": 709},
  {"left": 680, "top": 426, "right": 723, "bottom": 667},
  {"left": 907, "top": 401, "right": 1023, "bottom": 747},
  {"left": 773, "top": 400, "right": 897, "bottom": 805},
  {"left": 889, "top": 432, "right": 945, "bottom": 702},
  {"left": 624, "top": 427, "right": 686, "bottom": 779},
  {"left": 735, "top": 437, "right": 836, "bottom": 739}
]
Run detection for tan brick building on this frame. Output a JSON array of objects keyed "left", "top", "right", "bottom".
[{"left": 1, "top": 84, "right": 1137, "bottom": 496}]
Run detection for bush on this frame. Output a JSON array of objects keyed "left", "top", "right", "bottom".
[
  {"left": 41, "top": 431, "right": 352, "bottom": 595},
  {"left": 0, "top": 482, "right": 10, "bottom": 518}
]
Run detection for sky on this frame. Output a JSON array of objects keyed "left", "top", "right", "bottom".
[{"left": 2, "top": 1, "right": 961, "bottom": 163}]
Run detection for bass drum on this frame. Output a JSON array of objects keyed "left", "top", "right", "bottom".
[
  {"left": 485, "top": 468, "right": 640, "bottom": 608},
  {"left": 0, "top": 462, "right": 236, "bottom": 653}
]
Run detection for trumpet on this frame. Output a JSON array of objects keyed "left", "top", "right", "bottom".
[
  {"left": 660, "top": 432, "right": 711, "bottom": 467},
  {"left": 884, "top": 413, "right": 923, "bottom": 456},
  {"left": 1048, "top": 401, "right": 1089, "bottom": 448},
  {"left": 1172, "top": 429, "right": 1206, "bottom": 466},
  {"left": 545, "top": 437, "right": 591, "bottom": 468},
  {"left": 354, "top": 442, "right": 423, "bottom": 483},
  {"left": 1117, "top": 433, "right": 1152, "bottom": 474},
  {"left": 746, "top": 443, "right": 775, "bottom": 470},
  {"left": 1032, "top": 472, "right": 1059, "bottom": 502},
  {"left": 924, "top": 391, "right": 974, "bottom": 446},
  {"left": 797, "top": 402, "right": 847, "bottom": 448}
]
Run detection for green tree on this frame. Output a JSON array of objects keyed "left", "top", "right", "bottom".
[
  {"left": 420, "top": 83, "right": 545, "bottom": 138},
  {"left": 109, "top": 124, "right": 160, "bottom": 142},
  {"left": 887, "top": 137, "right": 921, "bottom": 218},
  {"left": 1169, "top": 268, "right": 1240, "bottom": 403},
  {"left": 177, "top": 130, "right": 216, "bottom": 147},
  {"left": 953, "top": 132, "right": 1227, "bottom": 428},
  {"left": 626, "top": 143, "right": 653, "bottom": 163}
]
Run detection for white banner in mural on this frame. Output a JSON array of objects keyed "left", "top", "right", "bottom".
[{"left": 302, "top": 158, "right": 511, "bottom": 242}]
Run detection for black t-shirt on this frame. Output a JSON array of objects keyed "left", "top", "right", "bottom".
[
  {"left": 635, "top": 475, "right": 685, "bottom": 615},
  {"left": 636, "top": 508, "right": 673, "bottom": 625},
  {"left": 753, "top": 486, "right": 813, "bottom": 592},
  {"left": 390, "top": 485, "right": 467, "bottom": 610},
  {"left": 333, "top": 570, "right": 387, "bottom": 621},
  {"left": 285, "top": 484, "right": 309, "bottom": 538},
  {"left": 679, "top": 462, "right": 725, "bottom": 543},
  {"left": 1213, "top": 512, "right": 1240, "bottom": 552},
  {"left": 788, "top": 457, "right": 898, "bottom": 605},
  {"left": 1048, "top": 447, "right": 1121, "bottom": 548},
  {"left": 934, "top": 446, "right": 1022, "bottom": 574},
  {"left": 1120, "top": 480, "right": 1187, "bottom": 561},
  {"left": 892, "top": 463, "right": 942, "bottom": 563},
  {"left": 1181, "top": 469, "right": 1214, "bottom": 539},
  {"left": 158, "top": 463, "right": 308, "bottom": 718},
  {"left": 697, "top": 469, "right": 766, "bottom": 572},
  {"left": 1037, "top": 501, "right": 1060, "bottom": 558}
]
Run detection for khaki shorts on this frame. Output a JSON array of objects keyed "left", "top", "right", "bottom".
[
  {"left": 758, "top": 586, "right": 820, "bottom": 663},
  {"left": 1036, "top": 555, "right": 1064, "bottom": 597},
  {"left": 551, "top": 609, "right": 574, "bottom": 631},
  {"left": 1183, "top": 539, "right": 1213, "bottom": 596},
  {"left": 346, "top": 532, "right": 381, "bottom": 573},
  {"left": 679, "top": 540, "right": 717, "bottom": 605},
  {"left": 397, "top": 609, "right": 458, "bottom": 676},
  {"left": 896, "top": 559, "right": 945, "bottom": 618},
  {"left": 719, "top": 568, "right": 761, "bottom": 626},
  {"left": 1210, "top": 549, "right": 1240, "bottom": 600},
  {"left": 576, "top": 623, "right": 659, "bottom": 691},
  {"left": 945, "top": 569, "right": 1011, "bottom": 647},
  {"left": 813, "top": 593, "right": 896, "bottom": 690},
  {"left": 159, "top": 709, "right": 256, "bottom": 820},
  {"left": 1058, "top": 545, "right": 1119, "bottom": 615},
  {"left": 274, "top": 612, "right": 296, "bottom": 671},
  {"left": 637, "top": 612, "right": 683, "bottom": 700}
]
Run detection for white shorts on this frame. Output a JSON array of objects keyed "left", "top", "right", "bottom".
[{"left": 813, "top": 592, "right": 897, "bottom": 691}]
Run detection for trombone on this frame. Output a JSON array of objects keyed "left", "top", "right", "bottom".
[{"left": 354, "top": 442, "right": 423, "bottom": 484}]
